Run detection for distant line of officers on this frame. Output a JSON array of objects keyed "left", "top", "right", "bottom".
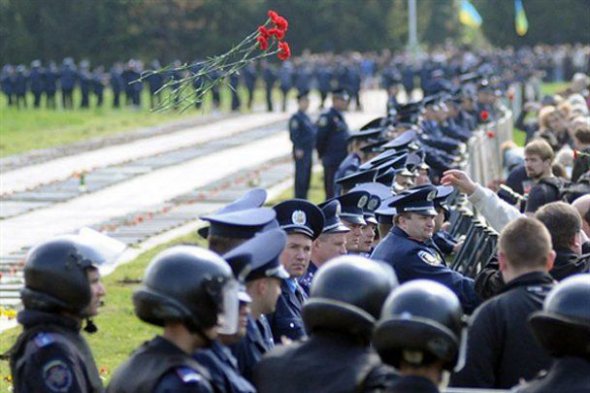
[
  {"left": 4, "top": 56, "right": 590, "bottom": 393},
  {"left": 3, "top": 44, "right": 588, "bottom": 111}
]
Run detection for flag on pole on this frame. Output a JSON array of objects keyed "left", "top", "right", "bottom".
[
  {"left": 459, "top": 0, "right": 483, "bottom": 28},
  {"left": 515, "top": 0, "right": 529, "bottom": 36}
]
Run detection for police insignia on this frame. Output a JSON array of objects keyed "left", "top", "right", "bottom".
[
  {"left": 427, "top": 190, "right": 437, "bottom": 202},
  {"left": 418, "top": 250, "right": 439, "bottom": 266},
  {"left": 43, "top": 360, "right": 72, "bottom": 392},
  {"left": 358, "top": 195, "right": 368, "bottom": 209},
  {"left": 175, "top": 367, "right": 203, "bottom": 383},
  {"left": 367, "top": 198, "right": 379, "bottom": 211},
  {"left": 292, "top": 210, "right": 307, "bottom": 225},
  {"left": 318, "top": 116, "right": 328, "bottom": 127}
]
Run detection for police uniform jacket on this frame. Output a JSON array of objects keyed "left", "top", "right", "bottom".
[
  {"left": 432, "top": 230, "right": 458, "bottom": 256},
  {"left": 450, "top": 272, "right": 555, "bottom": 389},
  {"left": 108, "top": 335, "right": 213, "bottom": 393},
  {"left": 228, "top": 315, "right": 274, "bottom": 383},
  {"left": 371, "top": 226, "right": 480, "bottom": 313},
  {"left": 515, "top": 357, "right": 590, "bottom": 393},
  {"left": 254, "top": 332, "right": 395, "bottom": 393},
  {"left": 193, "top": 340, "right": 256, "bottom": 393},
  {"left": 289, "top": 110, "right": 316, "bottom": 152},
  {"left": 316, "top": 108, "right": 350, "bottom": 166},
  {"left": 9, "top": 309, "right": 103, "bottom": 393},
  {"left": 266, "top": 279, "right": 307, "bottom": 342},
  {"left": 298, "top": 261, "right": 319, "bottom": 296}
]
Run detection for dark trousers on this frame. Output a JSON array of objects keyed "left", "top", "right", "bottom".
[
  {"left": 62, "top": 89, "right": 73, "bottom": 109},
  {"left": 33, "top": 91, "right": 42, "bottom": 108},
  {"left": 323, "top": 162, "right": 338, "bottom": 200},
  {"left": 319, "top": 90, "right": 328, "bottom": 109},
  {"left": 294, "top": 150, "right": 313, "bottom": 199},
  {"left": 265, "top": 85, "right": 273, "bottom": 112},
  {"left": 113, "top": 91, "right": 120, "bottom": 108}
]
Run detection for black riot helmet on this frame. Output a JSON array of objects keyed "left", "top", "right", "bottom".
[
  {"left": 373, "top": 280, "right": 465, "bottom": 371},
  {"left": 529, "top": 274, "right": 590, "bottom": 360},
  {"left": 133, "top": 246, "right": 238, "bottom": 335},
  {"left": 302, "top": 255, "right": 397, "bottom": 341},
  {"left": 21, "top": 236, "right": 105, "bottom": 316}
]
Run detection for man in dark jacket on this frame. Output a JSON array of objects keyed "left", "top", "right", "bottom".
[
  {"left": 289, "top": 91, "right": 316, "bottom": 199},
  {"left": 451, "top": 217, "right": 556, "bottom": 389}
]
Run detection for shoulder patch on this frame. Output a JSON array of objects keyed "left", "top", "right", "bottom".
[
  {"left": 318, "top": 116, "right": 328, "bottom": 127},
  {"left": 418, "top": 250, "right": 440, "bottom": 266},
  {"left": 175, "top": 367, "right": 203, "bottom": 384},
  {"left": 34, "top": 332, "right": 55, "bottom": 348},
  {"left": 43, "top": 359, "right": 73, "bottom": 392},
  {"left": 289, "top": 118, "right": 298, "bottom": 129}
]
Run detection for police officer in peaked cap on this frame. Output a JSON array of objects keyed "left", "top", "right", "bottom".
[
  {"left": 255, "top": 255, "right": 398, "bottom": 393},
  {"left": 6, "top": 236, "right": 107, "bottom": 393},
  {"left": 289, "top": 91, "right": 317, "bottom": 200},
  {"left": 108, "top": 246, "right": 239, "bottom": 392},
  {"left": 370, "top": 185, "right": 480, "bottom": 313},
  {"left": 299, "top": 200, "right": 350, "bottom": 295},
  {"left": 267, "top": 199, "right": 324, "bottom": 343},
  {"left": 223, "top": 229, "right": 289, "bottom": 383},
  {"left": 323, "top": 190, "right": 370, "bottom": 254}
]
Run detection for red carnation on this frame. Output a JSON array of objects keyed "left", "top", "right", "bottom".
[
  {"left": 257, "top": 35, "right": 269, "bottom": 50},
  {"left": 480, "top": 110, "right": 489, "bottom": 122},
  {"left": 268, "top": 28, "right": 285, "bottom": 41},
  {"left": 277, "top": 41, "right": 291, "bottom": 61},
  {"left": 486, "top": 130, "right": 495, "bottom": 139},
  {"left": 258, "top": 26, "right": 270, "bottom": 39},
  {"left": 268, "top": 10, "right": 279, "bottom": 22},
  {"left": 274, "top": 16, "right": 288, "bottom": 32}
]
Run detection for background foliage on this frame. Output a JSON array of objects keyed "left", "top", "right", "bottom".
[{"left": 1, "top": 0, "right": 588, "bottom": 66}]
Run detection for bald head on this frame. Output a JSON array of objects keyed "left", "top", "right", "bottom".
[{"left": 572, "top": 195, "right": 590, "bottom": 237}]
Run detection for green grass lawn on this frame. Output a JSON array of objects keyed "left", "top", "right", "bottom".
[
  {"left": 540, "top": 81, "right": 569, "bottom": 96},
  {"left": 0, "top": 85, "right": 286, "bottom": 158}
]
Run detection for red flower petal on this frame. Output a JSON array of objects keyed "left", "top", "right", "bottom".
[
  {"left": 480, "top": 110, "right": 489, "bottom": 122},
  {"left": 275, "top": 16, "right": 288, "bottom": 32},
  {"left": 258, "top": 26, "right": 270, "bottom": 39},
  {"left": 268, "top": 28, "right": 285, "bottom": 41},
  {"left": 268, "top": 10, "right": 279, "bottom": 22},
  {"left": 486, "top": 130, "right": 495, "bottom": 139},
  {"left": 257, "top": 36, "right": 269, "bottom": 51},
  {"left": 277, "top": 41, "right": 291, "bottom": 61}
]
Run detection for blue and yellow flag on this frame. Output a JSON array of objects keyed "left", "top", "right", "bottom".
[
  {"left": 515, "top": 0, "right": 529, "bottom": 36},
  {"left": 459, "top": 0, "right": 482, "bottom": 28}
]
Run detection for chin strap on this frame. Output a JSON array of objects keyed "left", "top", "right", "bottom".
[{"left": 83, "top": 318, "right": 98, "bottom": 334}]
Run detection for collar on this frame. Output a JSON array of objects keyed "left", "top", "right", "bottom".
[
  {"left": 393, "top": 226, "right": 427, "bottom": 244},
  {"left": 285, "top": 278, "right": 299, "bottom": 293},
  {"left": 18, "top": 309, "right": 81, "bottom": 332},
  {"left": 502, "top": 271, "right": 554, "bottom": 293}
]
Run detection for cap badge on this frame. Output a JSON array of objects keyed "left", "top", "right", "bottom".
[
  {"left": 367, "top": 198, "right": 379, "bottom": 211},
  {"left": 358, "top": 195, "right": 368, "bottom": 209},
  {"left": 292, "top": 210, "right": 307, "bottom": 226},
  {"left": 427, "top": 190, "right": 437, "bottom": 202}
]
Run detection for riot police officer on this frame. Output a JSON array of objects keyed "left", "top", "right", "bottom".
[
  {"left": 373, "top": 280, "right": 466, "bottom": 393},
  {"left": 289, "top": 91, "right": 316, "bottom": 199},
  {"left": 255, "top": 255, "right": 398, "bottom": 393},
  {"left": 108, "top": 246, "right": 238, "bottom": 392},
  {"left": 5, "top": 236, "right": 107, "bottom": 393},
  {"left": 517, "top": 274, "right": 590, "bottom": 392},
  {"left": 316, "top": 88, "right": 351, "bottom": 199}
]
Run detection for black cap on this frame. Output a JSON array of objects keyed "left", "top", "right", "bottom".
[
  {"left": 347, "top": 127, "right": 383, "bottom": 142},
  {"left": 382, "top": 130, "right": 419, "bottom": 151},
  {"left": 360, "top": 149, "right": 407, "bottom": 171},
  {"left": 319, "top": 200, "right": 350, "bottom": 234},
  {"left": 336, "top": 168, "right": 378, "bottom": 190},
  {"left": 334, "top": 191, "right": 371, "bottom": 225},
  {"left": 395, "top": 102, "right": 423, "bottom": 122},
  {"left": 350, "top": 183, "right": 392, "bottom": 226},
  {"left": 297, "top": 90, "right": 310, "bottom": 100},
  {"left": 360, "top": 117, "right": 386, "bottom": 130},
  {"left": 434, "top": 185, "right": 454, "bottom": 207},
  {"left": 223, "top": 228, "right": 290, "bottom": 282},
  {"left": 201, "top": 208, "right": 277, "bottom": 239},
  {"left": 375, "top": 168, "right": 395, "bottom": 187},
  {"left": 273, "top": 199, "right": 325, "bottom": 240},
  {"left": 375, "top": 195, "right": 397, "bottom": 224},
  {"left": 388, "top": 185, "right": 437, "bottom": 216},
  {"left": 332, "top": 88, "right": 350, "bottom": 100}
]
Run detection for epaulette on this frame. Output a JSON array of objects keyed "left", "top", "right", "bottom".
[{"left": 175, "top": 367, "right": 203, "bottom": 384}]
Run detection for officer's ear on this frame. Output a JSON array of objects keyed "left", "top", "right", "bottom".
[
  {"left": 545, "top": 249, "right": 556, "bottom": 272},
  {"left": 498, "top": 251, "right": 508, "bottom": 273}
]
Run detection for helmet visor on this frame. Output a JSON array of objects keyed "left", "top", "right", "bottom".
[{"left": 217, "top": 279, "right": 240, "bottom": 335}]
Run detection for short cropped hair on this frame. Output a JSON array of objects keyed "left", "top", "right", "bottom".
[
  {"left": 535, "top": 202, "right": 581, "bottom": 250},
  {"left": 524, "top": 139, "right": 555, "bottom": 162},
  {"left": 574, "top": 124, "right": 590, "bottom": 144},
  {"left": 499, "top": 217, "right": 552, "bottom": 269}
]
